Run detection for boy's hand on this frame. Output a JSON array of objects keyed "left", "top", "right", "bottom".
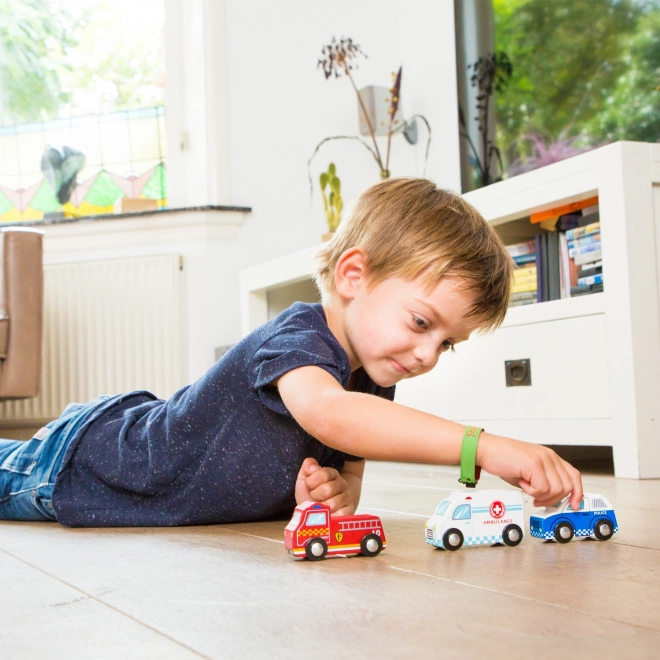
[
  {"left": 477, "top": 433, "right": 583, "bottom": 509},
  {"left": 295, "top": 458, "right": 355, "bottom": 516}
]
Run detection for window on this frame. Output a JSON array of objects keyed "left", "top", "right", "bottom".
[
  {"left": 305, "top": 512, "right": 327, "bottom": 526},
  {"left": 494, "top": 0, "right": 660, "bottom": 179},
  {"left": 455, "top": 0, "right": 660, "bottom": 190},
  {"left": 567, "top": 499, "right": 587, "bottom": 511},
  {"left": 0, "top": 0, "right": 166, "bottom": 223},
  {"left": 285, "top": 511, "right": 302, "bottom": 531},
  {"left": 435, "top": 500, "right": 451, "bottom": 516},
  {"left": 452, "top": 504, "right": 472, "bottom": 521}
]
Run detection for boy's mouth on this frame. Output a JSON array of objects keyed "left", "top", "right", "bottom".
[{"left": 390, "top": 359, "right": 412, "bottom": 374}]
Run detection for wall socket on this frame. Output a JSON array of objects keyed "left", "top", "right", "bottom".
[{"left": 505, "top": 359, "right": 532, "bottom": 387}]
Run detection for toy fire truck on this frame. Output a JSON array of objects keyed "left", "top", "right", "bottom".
[{"left": 284, "top": 501, "right": 386, "bottom": 561}]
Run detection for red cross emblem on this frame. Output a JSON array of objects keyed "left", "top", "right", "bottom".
[{"left": 490, "top": 501, "right": 505, "bottom": 518}]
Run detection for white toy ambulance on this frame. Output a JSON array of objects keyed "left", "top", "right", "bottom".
[{"left": 425, "top": 489, "right": 525, "bottom": 551}]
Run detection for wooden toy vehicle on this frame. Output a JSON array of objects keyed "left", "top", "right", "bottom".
[
  {"left": 425, "top": 489, "right": 525, "bottom": 551},
  {"left": 284, "top": 501, "right": 386, "bottom": 561},
  {"left": 529, "top": 493, "right": 618, "bottom": 543}
]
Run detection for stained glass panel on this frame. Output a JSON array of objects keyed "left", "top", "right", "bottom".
[{"left": 0, "top": 106, "right": 167, "bottom": 223}]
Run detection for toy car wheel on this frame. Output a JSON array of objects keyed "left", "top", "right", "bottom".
[
  {"left": 442, "top": 528, "right": 464, "bottom": 551},
  {"left": 554, "top": 521, "right": 575, "bottom": 544},
  {"left": 593, "top": 518, "right": 614, "bottom": 541},
  {"left": 305, "top": 538, "right": 328, "bottom": 561},
  {"left": 502, "top": 524, "right": 523, "bottom": 547},
  {"left": 360, "top": 533, "right": 383, "bottom": 557}
]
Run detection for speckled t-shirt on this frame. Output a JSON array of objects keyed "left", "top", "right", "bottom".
[{"left": 52, "top": 302, "right": 395, "bottom": 527}]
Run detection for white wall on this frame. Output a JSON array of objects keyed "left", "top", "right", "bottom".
[{"left": 166, "top": 0, "right": 462, "bottom": 364}]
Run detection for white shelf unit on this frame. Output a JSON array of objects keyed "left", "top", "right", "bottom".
[{"left": 240, "top": 142, "right": 660, "bottom": 478}]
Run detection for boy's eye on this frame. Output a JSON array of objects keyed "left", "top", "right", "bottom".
[
  {"left": 413, "top": 315, "right": 429, "bottom": 330},
  {"left": 441, "top": 339, "right": 456, "bottom": 352}
]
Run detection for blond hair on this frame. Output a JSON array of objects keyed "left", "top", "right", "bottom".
[{"left": 315, "top": 178, "right": 513, "bottom": 331}]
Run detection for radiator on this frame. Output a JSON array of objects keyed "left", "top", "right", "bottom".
[{"left": 0, "top": 254, "right": 185, "bottom": 426}]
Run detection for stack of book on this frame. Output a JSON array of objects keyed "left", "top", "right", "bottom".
[
  {"left": 506, "top": 240, "right": 537, "bottom": 306},
  {"left": 529, "top": 197, "right": 603, "bottom": 300},
  {"left": 536, "top": 231, "right": 561, "bottom": 302},
  {"left": 567, "top": 221, "right": 602, "bottom": 296}
]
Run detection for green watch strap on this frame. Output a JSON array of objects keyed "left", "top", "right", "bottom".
[{"left": 459, "top": 426, "right": 483, "bottom": 488}]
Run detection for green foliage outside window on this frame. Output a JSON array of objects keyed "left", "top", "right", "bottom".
[
  {"left": 0, "top": 0, "right": 165, "bottom": 125},
  {"left": 494, "top": 0, "right": 660, "bottom": 172},
  {"left": 0, "top": 0, "right": 76, "bottom": 124}
]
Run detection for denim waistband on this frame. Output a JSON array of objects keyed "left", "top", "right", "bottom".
[{"left": 47, "top": 396, "right": 114, "bottom": 483}]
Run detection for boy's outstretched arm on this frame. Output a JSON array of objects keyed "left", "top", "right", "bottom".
[
  {"left": 295, "top": 457, "right": 364, "bottom": 516},
  {"left": 277, "top": 366, "right": 583, "bottom": 510}
]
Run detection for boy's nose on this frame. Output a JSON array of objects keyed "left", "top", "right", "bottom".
[{"left": 412, "top": 340, "right": 439, "bottom": 370}]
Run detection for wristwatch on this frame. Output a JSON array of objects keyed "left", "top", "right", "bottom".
[{"left": 459, "top": 426, "right": 483, "bottom": 488}]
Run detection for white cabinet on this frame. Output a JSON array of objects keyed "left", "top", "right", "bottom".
[{"left": 240, "top": 141, "right": 660, "bottom": 478}]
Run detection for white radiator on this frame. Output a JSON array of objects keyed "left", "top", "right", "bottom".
[{"left": 0, "top": 254, "right": 185, "bottom": 426}]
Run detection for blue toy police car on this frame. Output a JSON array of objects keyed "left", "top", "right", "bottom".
[{"left": 529, "top": 492, "right": 618, "bottom": 543}]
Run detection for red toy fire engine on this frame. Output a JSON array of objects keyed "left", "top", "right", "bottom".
[{"left": 284, "top": 501, "right": 387, "bottom": 561}]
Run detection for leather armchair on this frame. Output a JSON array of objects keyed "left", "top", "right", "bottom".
[{"left": 0, "top": 228, "right": 44, "bottom": 400}]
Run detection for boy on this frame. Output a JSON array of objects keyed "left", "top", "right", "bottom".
[{"left": 0, "top": 178, "right": 582, "bottom": 526}]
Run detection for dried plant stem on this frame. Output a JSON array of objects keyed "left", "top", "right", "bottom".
[
  {"left": 385, "top": 67, "right": 402, "bottom": 175},
  {"left": 343, "top": 62, "right": 385, "bottom": 173},
  {"left": 385, "top": 107, "right": 394, "bottom": 175}
]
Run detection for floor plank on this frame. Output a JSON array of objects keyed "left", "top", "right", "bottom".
[{"left": 0, "top": 461, "right": 658, "bottom": 659}]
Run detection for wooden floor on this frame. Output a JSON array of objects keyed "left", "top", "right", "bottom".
[{"left": 1, "top": 461, "right": 659, "bottom": 659}]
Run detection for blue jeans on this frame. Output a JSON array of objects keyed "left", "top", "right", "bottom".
[{"left": 0, "top": 397, "right": 110, "bottom": 521}]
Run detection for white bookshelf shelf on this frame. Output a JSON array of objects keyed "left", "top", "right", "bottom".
[{"left": 240, "top": 142, "right": 660, "bottom": 478}]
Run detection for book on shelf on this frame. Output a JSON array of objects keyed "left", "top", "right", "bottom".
[
  {"left": 506, "top": 240, "right": 536, "bottom": 257},
  {"left": 578, "top": 273, "right": 604, "bottom": 286},
  {"left": 513, "top": 253, "right": 537, "bottom": 265},
  {"left": 559, "top": 232, "right": 576, "bottom": 299},
  {"left": 579, "top": 263, "right": 603, "bottom": 278},
  {"left": 547, "top": 231, "right": 561, "bottom": 301},
  {"left": 534, "top": 232, "right": 561, "bottom": 302},
  {"left": 571, "top": 282, "right": 604, "bottom": 296},
  {"left": 513, "top": 276, "right": 537, "bottom": 288},
  {"left": 513, "top": 272, "right": 537, "bottom": 286},
  {"left": 535, "top": 233, "right": 545, "bottom": 302},
  {"left": 569, "top": 240, "right": 602, "bottom": 259},
  {"left": 513, "top": 265, "right": 537, "bottom": 278},
  {"left": 510, "top": 298, "right": 537, "bottom": 307},
  {"left": 566, "top": 221, "right": 600, "bottom": 241},
  {"left": 574, "top": 248, "right": 602, "bottom": 266},
  {"left": 512, "top": 280, "right": 538, "bottom": 293},
  {"left": 510, "top": 291, "right": 537, "bottom": 302},
  {"left": 567, "top": 233, "right": 600, "bottom": 249}
]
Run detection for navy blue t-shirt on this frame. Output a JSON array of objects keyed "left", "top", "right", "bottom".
[{"left": 52, "top": 302, "right": 395, "bottom": 527}]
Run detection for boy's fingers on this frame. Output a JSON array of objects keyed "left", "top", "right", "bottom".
[
  {"left": 305, "top": 466, "right": 339, "bottom": 490},
  {"left": 542, "top": 456, "right": 580, "bottom": 507},
  {"left": 556, "top": 460, "right": 577, "bottom": 503},
  {"left": 299, "top": 457, "right": 321, "bottom": 477},
  {"left": 309, "top": 476, "right": 344, "bottom": 502},
  {"left": 566, "top": 462, "right": 584, "bottom": 510},
  {"left": 324, "top": 492, "right": 353, "bottom": 516},
  {"left": 523, "top": 458, "right": 550, "bottom": 500}
]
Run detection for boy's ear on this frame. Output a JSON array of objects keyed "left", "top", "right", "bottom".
[{"left": 334, "top": 248, "right": 367, "bottom": 300}]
